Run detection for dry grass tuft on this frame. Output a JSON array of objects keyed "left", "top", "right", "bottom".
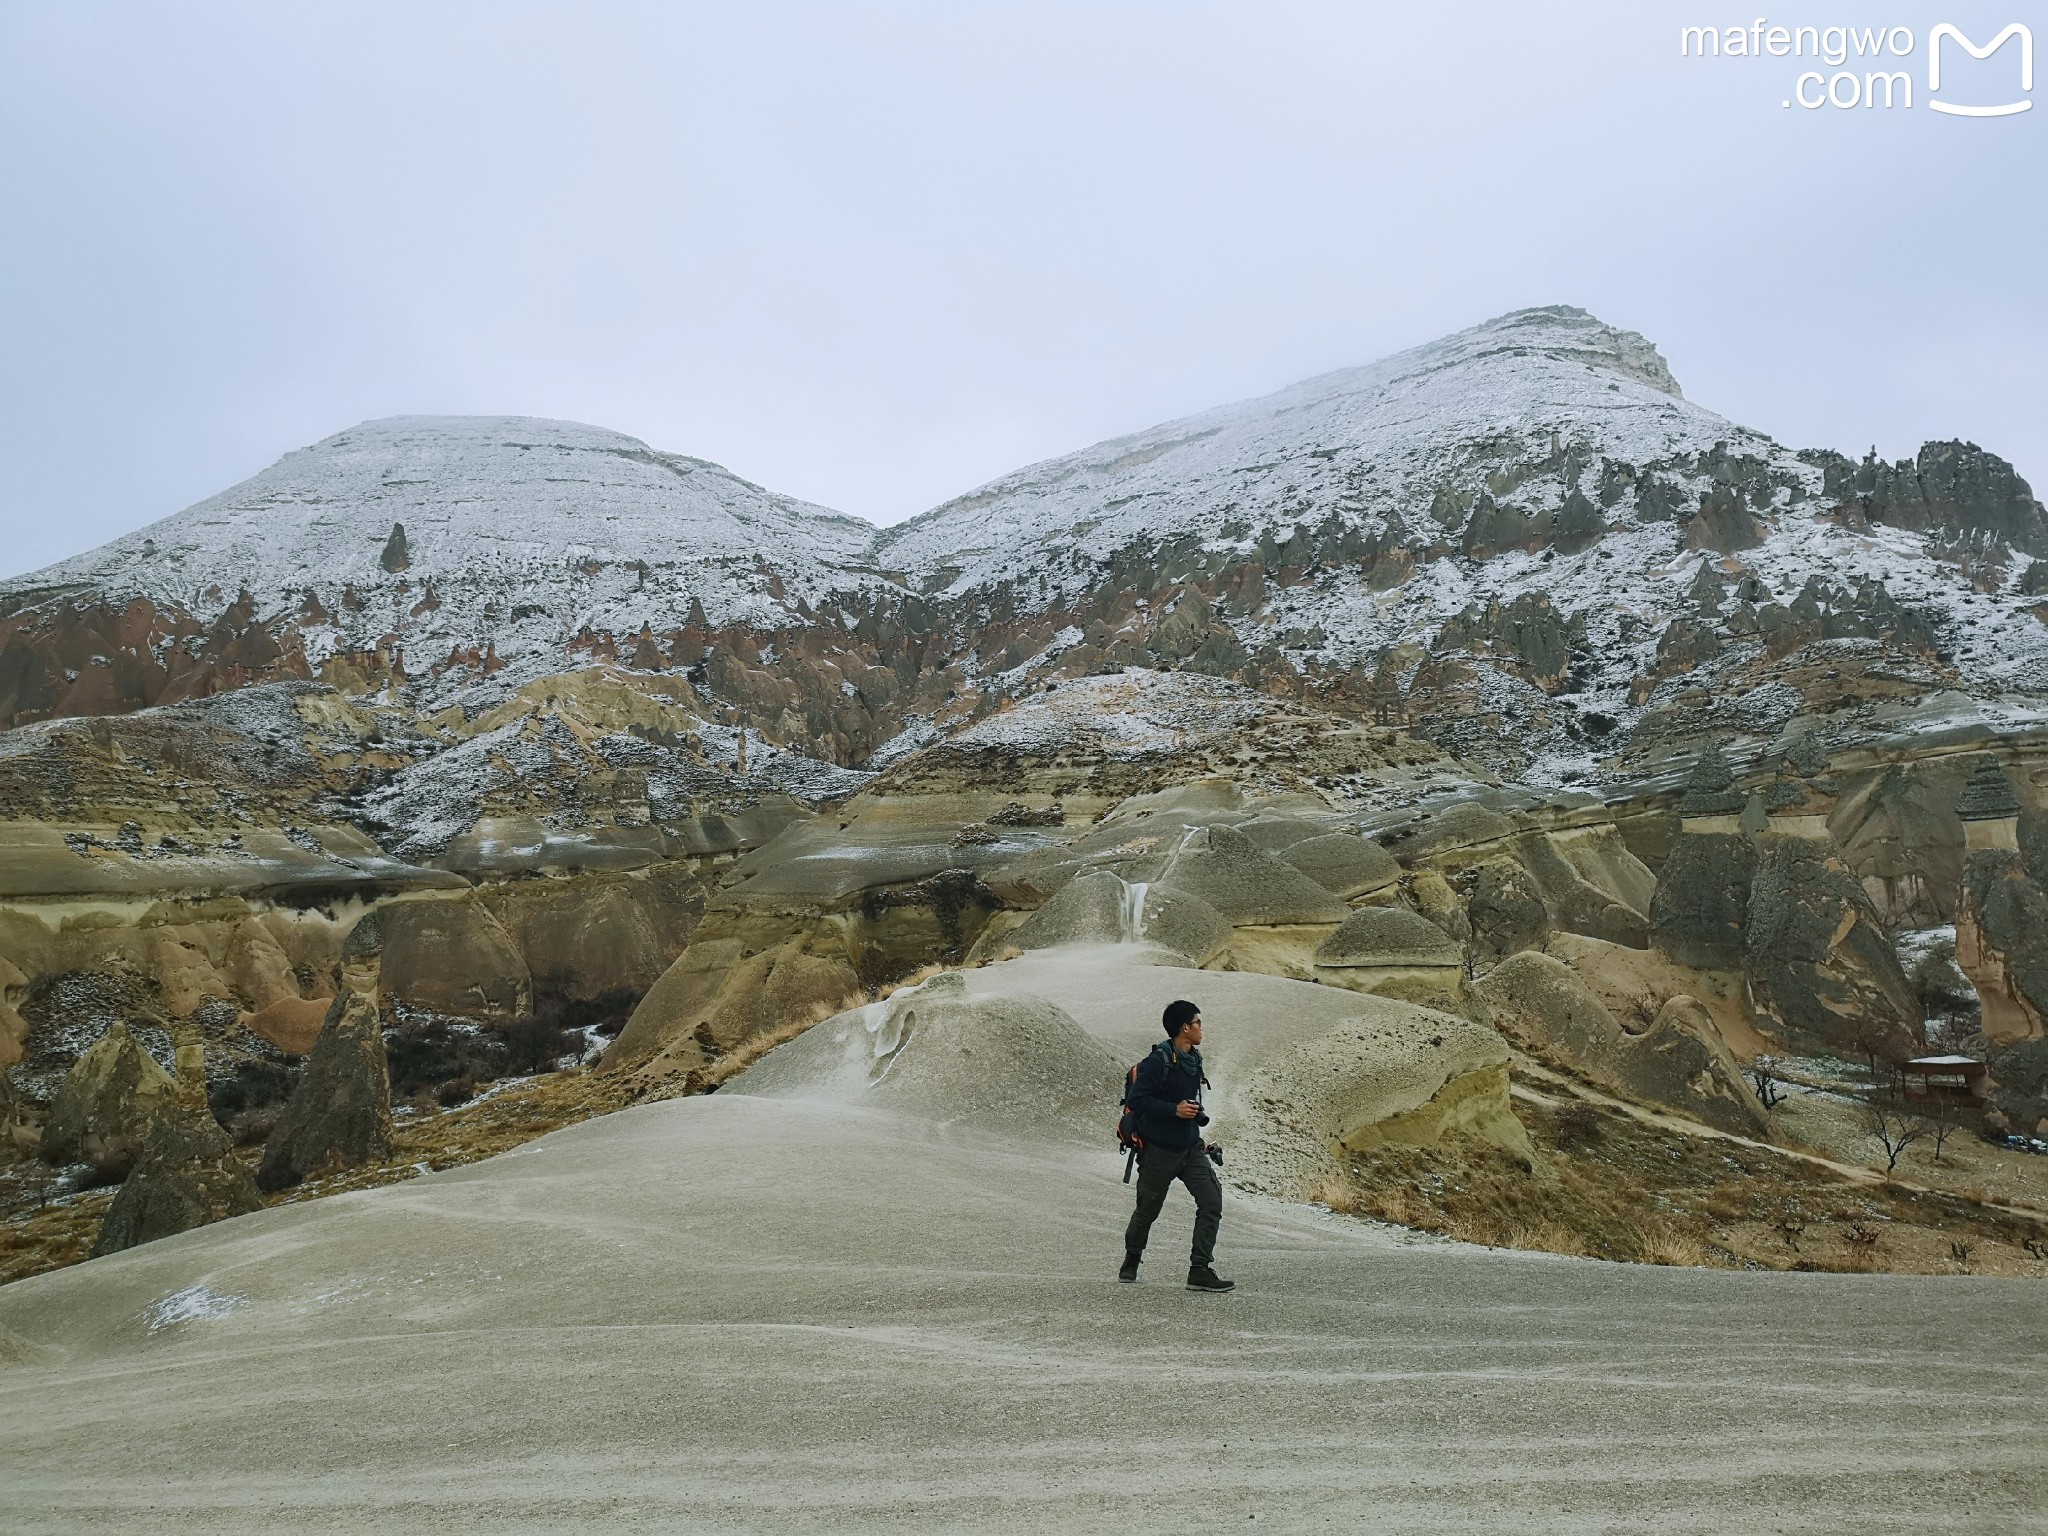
[
  {"left": 0, "top": 1188, "right": 115, "bottom": 1287},
  {"left": 875, "top": 965, "right": 946, "bottom": 1001},
  {"left": 1638, "top": 1227, "right": 1710, "bottom": 1268},
  {"left": 687, "top": 995, "right": 861, "bottom": 1093}
]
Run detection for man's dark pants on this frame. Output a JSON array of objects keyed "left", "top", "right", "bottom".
[{"left": 1124, "top": 1141, "right": 1221, "bottom": 1268}]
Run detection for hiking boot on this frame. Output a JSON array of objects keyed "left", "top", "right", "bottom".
[
  {"left": 1118, "top": 1252, "right": 1141, "bottom": 1284},
  {"left": 1186, "top": 1266, "right": 1235, "bottom": 1293}
]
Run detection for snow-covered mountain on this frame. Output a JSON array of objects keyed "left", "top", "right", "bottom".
[
  {"left": 875, "top": 305, "right": 1736, "bottom": 593},
  {"left": 872, "top": 305, "right": 2048, "bottom": 779},
  {"left": 5, "top": 307, "right": 2045, "bottom": 781},
  {"left": 13, "top": 413, "right": 885, "bottom": 647},
  {"left": 0, "top": 416, "right": 913, "bottom": 732}
]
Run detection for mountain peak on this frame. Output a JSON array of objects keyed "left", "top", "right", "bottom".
[
  {"left": 870, "top": 303, "right": 1720, "bottom": 591},
  {"left": 1398, "top": 305, "right": 1683, "bottom": 399}
]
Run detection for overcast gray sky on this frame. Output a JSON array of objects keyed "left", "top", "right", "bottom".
[{"left": 1, "top": 1, "right": 2041, "bottom": 578}]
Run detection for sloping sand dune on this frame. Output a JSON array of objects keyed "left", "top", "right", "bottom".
[{"left": 2, "top": 952, "right": 2045, "bottom": 1531}]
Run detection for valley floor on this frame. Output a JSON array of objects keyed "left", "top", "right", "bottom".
[{"left": 2, "top": 1093, "right": 2044, "bottom": 1533}]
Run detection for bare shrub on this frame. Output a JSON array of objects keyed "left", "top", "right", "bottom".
[
  {"left": 1860, "top": 1098, "right": 1929, "bottom": 1176},
  {"left": 1748, "top": 1055, "right": 1785, "bottom": 1110},
  {"left": 1838, "top": 1222, "right": 1883, "bottom": 1270},
  {"left": 1923, "top": 1103, "right": 1966, "bottom": 1164}
]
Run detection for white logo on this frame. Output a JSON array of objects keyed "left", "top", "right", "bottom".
[
  {"left": 1928, "top": 23, "right": 2033, "bottom": 115},
  {"left": 1680, "top": 20, "right": 2033, "bottom": 116}
]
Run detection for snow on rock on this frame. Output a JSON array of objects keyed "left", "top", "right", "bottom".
[
  {"left": 4, "top": 414, "right": 895, "bottom": 682},
  {"left": 145, "top": 1284, "right": 245, "bottom": 1331},
  {"left": 5, "top": 311, "right": 2044, "bottom": 785},
  {"left": 871, "top": 305, "right": 1748, "bottom": 594},
  {"left": 941, "top": 670, "right": 1287, "bottom": 759}
]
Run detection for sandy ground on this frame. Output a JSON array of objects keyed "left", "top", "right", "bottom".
[{"left": 3, "top": 955, "right": 2046, "bottom": 1532}]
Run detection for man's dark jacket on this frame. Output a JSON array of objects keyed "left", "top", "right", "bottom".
[{"left": 1127, "top": 1041, "right": 1209, "bottom": 1151}]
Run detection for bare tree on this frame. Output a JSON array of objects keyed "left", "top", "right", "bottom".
[
  {"left": 1924, "top": 1102, "right": 1966, "bottom": 1165},
  {"left": 1749, "top": 1055, "right": 1785, "bottom": 1110},
  {"left": 1843, "top": 1013, "right": 1905, "bottom": 1089},
  {"left": 1860, "top": 1098, "right": 1929, "bottom": 1177}
]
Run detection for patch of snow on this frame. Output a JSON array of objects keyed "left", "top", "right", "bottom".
[{"left": 146, "top": 1284, "right": 245, "bottom": 1331}]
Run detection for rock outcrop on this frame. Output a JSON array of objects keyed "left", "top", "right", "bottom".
[
  {"left": 1956, "top": 852, "right": 2048, "bottom": 1044},
  {"left": 1278, "top": 832, "right": 1401, "bottom": 899},
  {"left": 1007, "top": 870, "right": 1229, "bottom": 965},
  {"left": 1154, "top": 825, "right": 1349, "bottom": 928},
  {"left": 1316, "top": 907, "right": 1464, "bottom": 969},
  {"left": 1823, "top": 439, "right": 2048, "bottom": 556},
  {"left": 1987, "top": 1038, "right": 2048, "bottom": 1134},
  {"left": 1830, "top": 759, "right": 1972, "bottom": 926},
  {"left": 1651, "top": 832, "right": 1756, "bottom": 969},
  {"left": 1474, "top": 952, "right": 1771, "bottom": 1138},
  {"left": 604, "top": 915, "right": 864, "bottom": 1082},
  {"left": 1744, "top": 839, "right": 1922, "bottom": 1061},
  {"left": 39, "top": 1023, "right": 177, "bottom": 1176},
  {"left": 1649, "top": 746, "right": 1755, "bottom": 968},
  {"left": 1509, "top": 829, "right": 1652, "bottom": 949},
  {"left": 377, "top": 899, "right": 532, "bottom": 1022},
  {"left": 93, "top": 1040, "right": 262, "bottom": 1256},
  {"left": 1312, "top": 907, "right": 1464, "bottom": 1008},
  {"left": 731, "top": 972, "right": 1122, "bottom": 1140},
  {"left": 479, "top": 867, "right": 704, "bottom": 1014},
  {"left": 1464, "top": 860, "right": 1549, "bottom": 971},
  {"left": 256, "top": 992, "right": 392, "bottom": 1191}
]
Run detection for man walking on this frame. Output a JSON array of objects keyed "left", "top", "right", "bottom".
[{"left": 1120, "top": 999, "right": 1234, "bottom": 1292}]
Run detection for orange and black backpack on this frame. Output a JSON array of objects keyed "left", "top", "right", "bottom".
[{"left": 1116, "top": 1057, "right": 1148, "bottom": 1182}]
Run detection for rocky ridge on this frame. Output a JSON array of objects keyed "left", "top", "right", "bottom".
[
  {"left": 7, "top": 305, "right": 2048, "bottom": 1271},
  {"left": 5, "top": 307, "right": 2044, "bottom": 788}
]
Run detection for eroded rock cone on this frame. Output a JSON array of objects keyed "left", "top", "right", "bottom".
[
  {"left": 1956, "top": 851, "right": 2048, "bottom": 1044},
  {"left": 1465, "top": 861, "right": 1549, "bottom": 972},
  {"left": 1279, "top": 833, "right": 1401, "bottom": 900},
  {"left": 92, "top": 1103, "right": 263, "bottom": 1256},
  {"left": 1155, "top": 825, "right": 1347, "bottom": 926},
  {"left": 1744, "top": 840, "right": 1921, "bottom": 1060},
  {"left": 40, "top": 1022, "right": 177, "bottom": 1177},
  {"left": 256, "top": 991, "right": 392, "bottom": 1192},
  {"left": 1009, "top": 869, "right": 1230, "bottom": 964},
  {"left": 1650, "top": 833, "right": 1756, "bottom": 969}
]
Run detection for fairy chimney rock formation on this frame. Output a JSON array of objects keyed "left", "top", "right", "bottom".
[
  {"left": 1957, "top": 755, "right": 2022, "bottom": 852},
  {"left": 92, "top": 1029, "right": 263, "bottom": 1256},
  {"left": 1676, "top": 744, "right": 1746, "bottom": 833},
  {"left": 255, "top": 990, "right": 393, "bottom": 1192}
]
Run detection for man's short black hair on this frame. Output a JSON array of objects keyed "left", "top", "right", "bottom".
[{"left": 1163, "top": 999, "right": 1201, "bottom": 1036}]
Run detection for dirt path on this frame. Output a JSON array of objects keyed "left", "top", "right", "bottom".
[{"left": 1509, "top": 1059, "right": 2048, "bottom": 1225}]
